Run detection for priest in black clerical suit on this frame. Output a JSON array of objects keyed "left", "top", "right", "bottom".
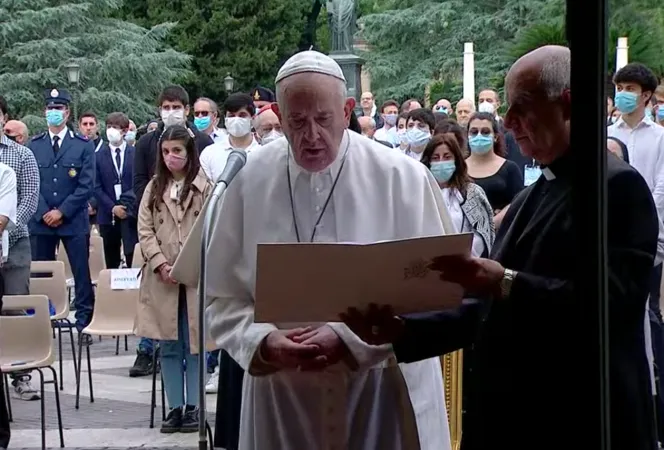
[{"left": 342, "top": 45, "right": 658, "bottom": 450}]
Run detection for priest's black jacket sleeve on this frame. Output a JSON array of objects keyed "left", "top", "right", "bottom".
[{"left": 392, "top": 158, "right": 658, "bottom": 365}]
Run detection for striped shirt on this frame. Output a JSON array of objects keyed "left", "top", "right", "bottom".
[{"left": 0, "top": 135, "right": 39, "bottom": 247}]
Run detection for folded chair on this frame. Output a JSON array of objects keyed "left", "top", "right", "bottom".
[
  {"left": 75, "top": 269, "right": 138, "bottom": 409},
  {"left": 30, "top": 260, "right": 76, "bottom": 390},
  {"left": 0, "top": 295, "right": 64, "bottom": 450}
]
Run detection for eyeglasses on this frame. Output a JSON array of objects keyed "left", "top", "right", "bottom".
[{"left": 468, "top": 127, "right": 493, "bottom": 137}]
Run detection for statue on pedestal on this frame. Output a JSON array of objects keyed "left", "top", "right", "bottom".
[{"left": 327, "top": 0, "right": 357, "bottom": 54}]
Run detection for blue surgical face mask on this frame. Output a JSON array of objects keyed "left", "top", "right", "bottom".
[
  {"left": 406, "top": 128, "right": 431, "bottom": 147},
  {"left": 614, "top": 91, "right": 639, "bottom": 114},
  {"left": 435, "top": 107, "right": 449, "bottom": 115},
  {"left": 430, "top": 160, "right": 456, "bottom": 183},
  {"left": 657, "top": 107, "right": 664, "bottom": 121},
  {"left": 194, "top": 116, "right": 211, "bottom": 131},
  {"left": 383, "top": 113, "right": 398, "bottom": 127},
  {"left": 469, "top": 134, "right": 494, "bottom": 154},
  {"left": 46, "top": 109, "right": 65, "bottom": 127},
  {"left": 124, "top": 131, "right": 136, "bottom": 142},
  {"left": 646, "top": 108, "right": 654, "bottom": 121}
]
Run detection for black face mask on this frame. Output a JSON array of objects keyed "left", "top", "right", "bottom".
[{"left": 5, "top": 135, "right": 17, "bottom": 142}]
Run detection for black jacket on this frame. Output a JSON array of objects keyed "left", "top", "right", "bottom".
[
  {"left": 132, "top": 120, "right": 213, "bottom": 206},
  {"left": 393, "top": 153, "right": 658, "bottom": 450}
]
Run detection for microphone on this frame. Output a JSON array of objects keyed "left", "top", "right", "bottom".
[
  {"left": 215, "top": 150, "right": 247, "bottom": 186},
  {"left": 197, "top": 148, "right": 247, "bottom": 446}
]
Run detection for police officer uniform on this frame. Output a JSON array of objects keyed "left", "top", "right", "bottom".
[{"left": 28, "top": 88, "right": 96, "bottom": 333}]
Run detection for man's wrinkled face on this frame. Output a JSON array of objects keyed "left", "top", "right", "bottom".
[
  {"left": 358, "top": 116, "right": 375, "bottom": 138},
  {"left": 275, "top": 73, "right": 354, "bottom": 172},
  {"left": 504, "top": 67, "right": 570, "bottom": 164},
  {"left": 256, "top": 110, "right": 282, "bottom": 137},
  {"left": 79, "top": 116, "right": 98, "bottom": 138},
  {"left": 455, "top": 100, "right": 474, "bottom": 126}
]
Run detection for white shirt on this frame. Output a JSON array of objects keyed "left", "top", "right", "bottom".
[
  {"left": 374, "top": 126, "right": 393, "bottom": 143},
  {"left": 609, "top": 116, "right": 664, "bottom": 218},
  {"left": 0, "top": 162, "right": 17, "bottom": 262},
  {"left": 199, "top": 134, "right": 261, "bottom": 183},
  {"left": 49, "top": 128, "right": 69, "bottom": 147},
  {"left": 441, "top": 187, "right": 485, "bottom": 257},
  {"left": 210, "top": 127, "right": 227, "bottom": 143},
  {"left": 109, "top": 141, "right": 127, "bottom": 177}
]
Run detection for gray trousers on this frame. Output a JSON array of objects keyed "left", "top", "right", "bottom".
[{"left": 2, "top": 237, "right": 31, "bottom": 382}]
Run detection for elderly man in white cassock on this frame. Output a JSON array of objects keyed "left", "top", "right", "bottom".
[{"left": 204, "top": 50, "right": 455, "bottom": 450}]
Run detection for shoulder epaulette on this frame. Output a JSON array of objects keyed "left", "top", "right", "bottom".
[{"left": 32, "top": 132, "right": 47, "bottom": 140}]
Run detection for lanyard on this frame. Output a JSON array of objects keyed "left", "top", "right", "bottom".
[
  {"left": 95, "top": 139, "right": 104, "bottom": 153},
  {"left": 286, "top": 135, "right": 350, "bottom": 243}
]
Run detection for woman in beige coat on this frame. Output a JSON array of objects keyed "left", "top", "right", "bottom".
[{"left": 135, "top": 125, "right": 212, "bottom": 434}]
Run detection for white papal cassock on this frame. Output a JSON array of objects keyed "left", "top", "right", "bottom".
[{"left": 204, "top": 130, "right": 455, "bottom": 450}]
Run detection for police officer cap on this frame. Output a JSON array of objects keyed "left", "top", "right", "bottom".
[
  {"left": 44, "top": 88, "right": 72, "bottom": 107},
  {"left": 251, "top": 86, "right": 275, "bottom": 103},
  {"left": 276, "top": 50, "right": 346, "bottom": 84}
]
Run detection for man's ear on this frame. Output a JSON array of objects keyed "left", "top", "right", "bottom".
[
  {"left": 271, "top": 102, "right": 281, "bottom": 121},
  {"left": 344, "top": 98, "right": 356, "bottom": 123},
  {"left": 561, "top": 89, "right": 572, "bottom": 121},
  {"left": 184, "top": 105, "right": 191, "bottom": 118}
]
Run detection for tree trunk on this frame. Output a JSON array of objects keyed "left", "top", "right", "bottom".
[{"left": 299, "top": 0, "right": 323, "bottom": 51}]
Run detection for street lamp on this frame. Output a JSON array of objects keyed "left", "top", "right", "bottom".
[
  {"left": 64, "top": 62, "right": 81, "bottom": 85},
  {"left": 64, "top": 61, "right": 81, "bottom": 123},
  {"left": 224, "top": 74, "right": 235, "bottom": 93}
]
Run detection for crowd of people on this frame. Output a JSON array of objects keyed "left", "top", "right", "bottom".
[{"left": 0, "top": 43, "right": 663, "bottom": 450}]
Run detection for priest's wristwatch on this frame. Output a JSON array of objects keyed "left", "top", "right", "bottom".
[{"left": 499, "top": 268, "right": 517, "bottom": 299}]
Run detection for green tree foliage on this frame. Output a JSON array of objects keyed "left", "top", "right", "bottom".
[
  {"left": 121, "top": 0, "right": 329, "bottom": 103},
  {"left": 360, "top": 0, "right": 664, "bottom": 104},
  {"left": 0, "top": 0, "right": 191, "bottom": 134}
]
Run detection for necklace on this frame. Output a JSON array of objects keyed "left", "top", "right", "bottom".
[{"left": 286, "top": 134, "right": 350, "bottom": 243}]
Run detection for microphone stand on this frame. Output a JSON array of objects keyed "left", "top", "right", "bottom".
[{"left": 197, "top": 179, "right": 230, "bottom": 450}]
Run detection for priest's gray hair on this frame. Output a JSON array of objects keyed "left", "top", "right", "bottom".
[
  {"left": 276, "top": 75, "right": 347, "bottom": 106},
  {"left": 539, "top": 50, "right": 570, "bottom": 100}
]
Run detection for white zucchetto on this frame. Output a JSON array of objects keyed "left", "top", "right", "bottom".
[{"left": 275, "top": 50, "right": 346, "bottom": 84}]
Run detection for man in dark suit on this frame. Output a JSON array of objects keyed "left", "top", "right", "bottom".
[
  {"left": 94, "top": 112, "right": 137, "bottom": 269},
  {"left": 29, "top": 88, "right": 96, "bottom": 338},
  {"left": 342, "top": 46, "right": 658, "bottom": 449}
]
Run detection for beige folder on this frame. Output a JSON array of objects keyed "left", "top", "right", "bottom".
[{"left": 254, "top": 233, "right": 473, "bottom": 323}]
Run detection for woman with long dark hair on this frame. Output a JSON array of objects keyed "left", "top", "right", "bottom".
[
  {"left": 135, "top": 125, "right": 212, "bottom": 433},
  {"left": 421, "top": 133, "right": 494, "bottom": 257}
]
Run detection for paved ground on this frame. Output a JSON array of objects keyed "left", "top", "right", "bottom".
[{"left": 7, "top": 321, "right": 220, "bottom": 449}]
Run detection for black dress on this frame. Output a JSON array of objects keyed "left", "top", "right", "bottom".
[
  {"left": 471, "top": 160, "right": 523, "bottom": 211},
  {"left": 213, "top": 350, "right": 244, "bottom": 450}
]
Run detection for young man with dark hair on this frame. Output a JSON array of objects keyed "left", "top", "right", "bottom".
[
  {"left": 94, "top": 112, "right": 138, "bottom": 270},
  {"left": 199, "top": 92, "right": 260, "bottom": 183},
  {"left": 609, "top": 62, "right": 664, "bottom": 445},
  {"left": 133, "top": 85, "right": 213, "bottom": 206},
  {"left": 130, "top": 85, "right": 212, "bottom": 378},
  {"left": 78, "top": 112, "right": 102, "bottom": 227}
]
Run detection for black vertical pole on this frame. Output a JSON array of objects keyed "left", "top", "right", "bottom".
[{"left": 567, "top": 0, "right": 611, "bottom": 448}]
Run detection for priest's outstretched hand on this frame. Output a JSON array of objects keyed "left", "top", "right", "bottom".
[
  {"left": 429, "top": 254, "right": 505, "bottom": 297},
  {"left": 341, "top": 304, "right": 405, "bottom": 346}
]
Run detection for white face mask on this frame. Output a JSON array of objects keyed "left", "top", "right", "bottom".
[
  {"left": 478, "top": 101, "right": 495, "bottom": 114},
  {"left": 225, "top": 117, "right": 252, "bottom": 138},
  {"left": 261, "top": 130, "right": 283, "bottom": 145},
  {"left": 106, "top": 128, "right": 123, "bottom": 145},
  {"left": 161, "top": 109, "right": 185, "bottom": 128}
]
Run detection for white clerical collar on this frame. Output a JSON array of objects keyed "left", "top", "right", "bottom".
[
  {"left": 287, "top": 130, "right": 350, "bottom": 185},
  {"left": 542, "top": 167, "right": 556, "bottom": 181}
]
